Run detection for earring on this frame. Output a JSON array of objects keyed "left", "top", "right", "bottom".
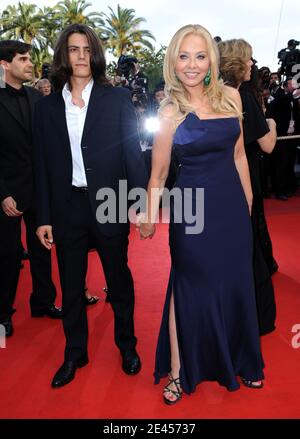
[{"left": 204, "top": 69, "right": 211, "bottom": 86}]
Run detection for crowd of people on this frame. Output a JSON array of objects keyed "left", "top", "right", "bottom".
[{"left": 0, "top": 22, "right": 299, "bottom": 404}]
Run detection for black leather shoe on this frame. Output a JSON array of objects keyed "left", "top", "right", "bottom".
[
  {"left": 21, "top": 249, "right": 29, "bottom": 260},
  {"left": 103, "top": 287, "right": 110, "bottom": 303},
  {"left": 31, "top": 305, "right": 63, "bottom": 319},
  {"left": 51, "top": 356, "right": 88, "bottom": 388},
  {"left": 1, "top": 318, "right": 14, "bottom": 337},
  {"left": 121, "top": 349, "right": 141, "bottom": 375}
]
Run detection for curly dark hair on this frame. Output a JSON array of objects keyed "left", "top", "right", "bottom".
[{"left": 51, "top": 23, "right": 109, "bottom": 90}]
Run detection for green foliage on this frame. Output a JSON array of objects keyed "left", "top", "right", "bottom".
[
  {"left": 101, "top": 4, "right": 155, "bottom": 58},
  {"left": 137, "top": 46, "right": 166, "bottom": 92},
  {"left": 0, "top": 1, "right": 162, "bottom": 83}
]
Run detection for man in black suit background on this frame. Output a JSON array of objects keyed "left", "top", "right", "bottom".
[
  {"left": 0, "top": 41, "right": 62, "bottom": 337},
  {"left": 266, "top": 77, "right": 300, "bottom": 199},
  {"left": 34, "top": 24, "right": 148, "bottom": 388}
]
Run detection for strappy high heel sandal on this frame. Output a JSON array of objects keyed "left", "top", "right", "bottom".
[
  {"left": 84, "top": 288, "right": 99, "bottom": 306},
  {"left": 241, "top": 377, "right": 263, "bottom": 389},
  {"left": 85, "top": 295, "right": 99, "bottom": 305},
  {"left": 163, "top": 373, "right": 182, "bottom": 405}
]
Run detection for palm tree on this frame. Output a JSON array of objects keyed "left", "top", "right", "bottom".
[
  {"left": 54, "top": 0, "right": 104, "bottom": 28},
  {"left": 38, "top": 6, "right": 61, "bottom": 52},
  {"left": 31, "top": 45, "right": 52, "bottom": 79},
  {"left": 138, "top": 46, "right": 166, "bottom": 91},
  {"left": 102, "top": 4, "right": 155, "bottom": 58},
  {"left": 0, "top": 2, "right": 43, "bottom": 45},
  {"left": 0, "top": 6, "right": 18, "bottom": 37}
]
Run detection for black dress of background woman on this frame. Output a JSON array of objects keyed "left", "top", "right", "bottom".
[{"left": 239, "top": 77, "right": 277, "bottom": 336}]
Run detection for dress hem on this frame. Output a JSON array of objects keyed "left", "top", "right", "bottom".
[{"left": 153, "top": 370, "right": 264, "bottom": 395}]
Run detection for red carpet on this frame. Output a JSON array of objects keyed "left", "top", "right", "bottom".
[{"left": 1, "top": 194, "right": 300, "bottom": 419}]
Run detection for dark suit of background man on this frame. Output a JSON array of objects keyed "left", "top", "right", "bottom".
[
  {"left": 0, "top": 41, "right": 62, "bottom": 337},
  {"left": 34, "top": 24, "right": 148, "bottom": 388},
  {"left": 266, "top": 78, "right": 300, "bottom": 199}
]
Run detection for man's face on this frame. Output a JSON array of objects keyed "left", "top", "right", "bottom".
[
  {"left": 0, "top": 52, "right": 33, "bottom": 84},
  {"left": 67, "top": 33, "right": 92, "bottom": 79},
  {"left": 270, "top": 74, "right": 280, "bottom": 86}
]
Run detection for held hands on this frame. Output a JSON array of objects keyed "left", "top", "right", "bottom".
[
  {"left": 1, "top": 197, "right": 23, "bottom": 217},
  {"left": 136, "top": 213, "right": 156, "bottom": 240},
  {"left": 139, "top": 222, "right": 156, "bottom": 240},
  {"left": 36, "top": 225, "right": 53, "bottom": 250}
]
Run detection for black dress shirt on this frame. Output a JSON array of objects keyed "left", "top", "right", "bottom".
[{"left": 4, "top": 83, "right": 31, "bottom": 134}]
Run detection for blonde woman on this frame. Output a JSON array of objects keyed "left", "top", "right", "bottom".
[{"left": 138, "top": 25, "right": 264, "bottom": 404}]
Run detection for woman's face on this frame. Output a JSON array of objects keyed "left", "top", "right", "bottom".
[
  {"left": 175, "top": 33, "right": 211, "bottom": 90},
  {"left": 244, "top": 58, "right": 253, "bottom": 82}
]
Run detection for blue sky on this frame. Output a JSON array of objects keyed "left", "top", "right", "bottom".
[{"left": 2, "top": 0, "right": 300, "bottom": 70}]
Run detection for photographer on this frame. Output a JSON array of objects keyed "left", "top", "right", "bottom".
[
  {"left": 258, "top": 66, "right": 271, "bottom": 109},
  {"left": 266, "top": 77, "right": 300, "bottom": 199},
  {"left": 112, "top": 69, "right": 130, "bottom": 88},
  {"left": 153, "top": 82, "right": 166, "bottom": 109},
  {"left": 267, "top": 72, "right": 282, "bottom": 105},
  {"left": 117, "top": 55, "right": 148, "bottom": 94},
  {"left": 132, "top": 92, "right": 152, "bottom": 150},
  {"left": 116, "top": 54, "right": 152, "bottom": 147},
  {"left": 278, "top": 39, "right": 300, "bottom": 77},
  {"left": 130, "top": 61, "right": 149, "bottom": 94}
]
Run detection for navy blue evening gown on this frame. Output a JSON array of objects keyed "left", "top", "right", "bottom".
[{"left": 154, "top": 113, "right": 264, "bottom": 394}]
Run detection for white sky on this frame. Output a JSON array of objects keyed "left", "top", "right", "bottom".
[{"left": 1, "top": 0, "right": 299, "bottom": 70}]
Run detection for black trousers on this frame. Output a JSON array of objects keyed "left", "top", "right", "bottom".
[
  {"left": 271, "top": 138, "right": 298, "bottom": 195},
  {"left": 270, "top": 139, "right": 289, "bottom": 196},
  {"left": 55, "top": 190, "right": 136, "bottom": 362},
  {"left": 286, "top": 139, "right": 298, "bottom": 193},
  {"left": 0, "top": 206, "right": 56, "bottom": 321}
]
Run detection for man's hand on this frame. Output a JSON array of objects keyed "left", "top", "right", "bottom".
[
  {"left": 36, "top": 225, "right": 53, "bottom": 250},
  {"left": 1, "top": 197, "right": 23, "bottom": 216}
]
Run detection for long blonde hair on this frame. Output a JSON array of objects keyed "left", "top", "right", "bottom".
[{"left": 161, "top": 24, "right": 243, "bottom": 126}]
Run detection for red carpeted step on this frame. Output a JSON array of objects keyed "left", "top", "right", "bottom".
[{"left": 0, "top": 194, "right": 300, "bottom": 418}]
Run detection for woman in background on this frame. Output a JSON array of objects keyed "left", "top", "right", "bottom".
[{"left": 218, "top": 39, "right": 277, "bottom": 335}]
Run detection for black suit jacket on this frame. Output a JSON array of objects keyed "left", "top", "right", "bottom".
[
  {"left": 266, "top": 88, "right": 293, "bottom": 136},
  {"left": 0, "top": 86, "right": 42, "bottom": 211},
  {"left": 34, "top": 82, "right": 148, "bottom": 242}
]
